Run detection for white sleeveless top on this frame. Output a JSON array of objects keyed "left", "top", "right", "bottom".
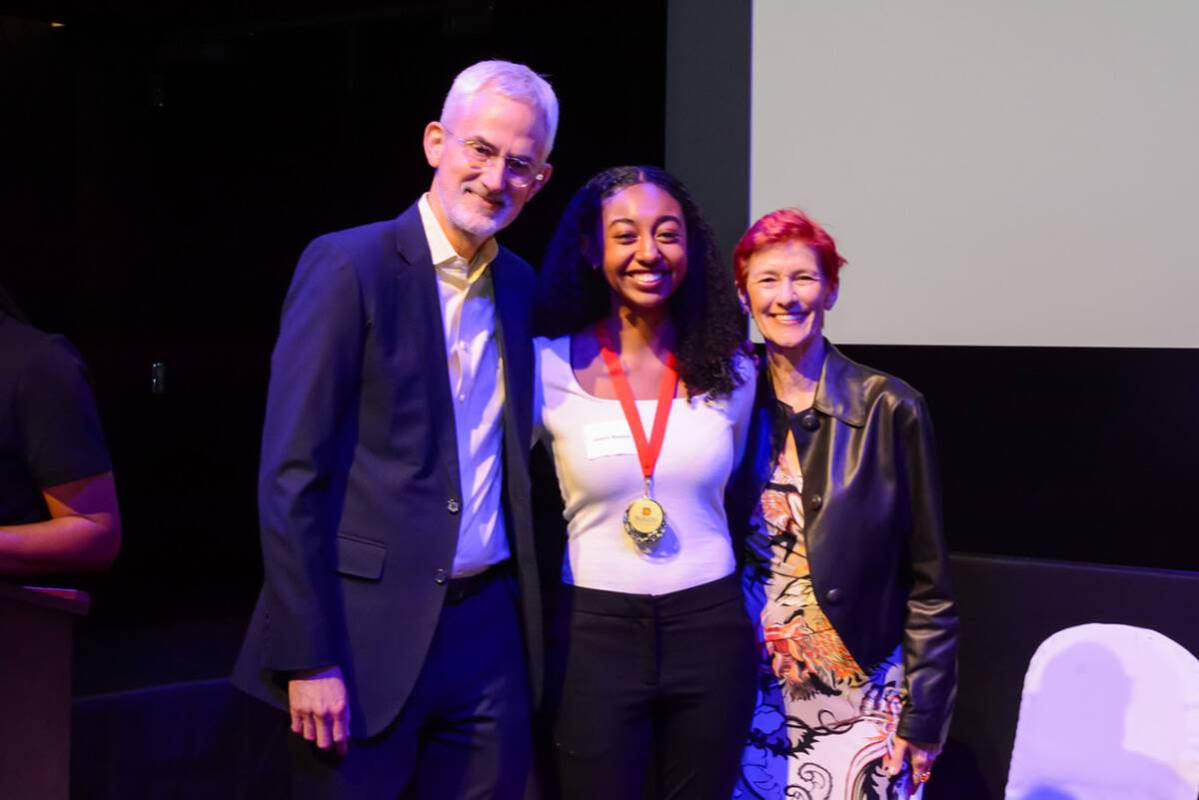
[{"left": 533, "top": 335, "right": 756, "bottom": 595}]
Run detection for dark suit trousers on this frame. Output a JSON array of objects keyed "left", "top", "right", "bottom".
[
  {"left": 547, "top": 574, "right": 757, "bottom": 800},
  {"left": 289, "top": 570, "right": 532, "bottom": 800}
]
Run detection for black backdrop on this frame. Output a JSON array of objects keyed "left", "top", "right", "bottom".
[
  {"left": 1, "top": 0, "right": 668, "bottom": 638},
  {"left": 842, "top": 343, "right": 1199, "bottom": 572}
]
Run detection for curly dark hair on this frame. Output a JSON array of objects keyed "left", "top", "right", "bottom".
[{"left": 535, "top": 166, "right": 746, "bottom": 399}]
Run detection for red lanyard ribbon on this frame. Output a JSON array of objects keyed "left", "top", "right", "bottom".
[{"left": 594, "top": 321, "right": 679, "bottom": 486}]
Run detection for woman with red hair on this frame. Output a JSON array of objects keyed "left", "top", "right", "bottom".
[{"left": 727, "top": 208, "right": 959, "bottom": 799}]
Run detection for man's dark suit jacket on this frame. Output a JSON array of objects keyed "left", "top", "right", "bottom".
[{"left": 232, "top": 202, "right": 541, "bottom": 737}]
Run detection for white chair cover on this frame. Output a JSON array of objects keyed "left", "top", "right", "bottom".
[{"left": 1005, "top": 623, "right": 1199, "bottom": 800}]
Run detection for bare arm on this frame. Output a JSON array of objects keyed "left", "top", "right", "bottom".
[{"left": 0, "top": 471, "right": 121, "bottom": 574}]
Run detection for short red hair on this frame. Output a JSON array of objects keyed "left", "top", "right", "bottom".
[{"left": 733, "top": 208, "right": 847, "bottom": 291}]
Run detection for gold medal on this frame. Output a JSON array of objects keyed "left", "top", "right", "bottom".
[
  {"left": 595, "top": 321, "right": 679, "bottom": 554},
  {"left": 623, "top": 495, "right": 666, "bottom": 550}
]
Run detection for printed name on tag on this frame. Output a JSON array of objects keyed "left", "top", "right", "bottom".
[{"left": 583, "top": 420, "right": 637, "bottom": 460}]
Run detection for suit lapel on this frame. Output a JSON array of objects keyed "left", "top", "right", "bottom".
[
  {"left": 491, "top": 252, "right": 532, "bottom": 463},
  {"left": 391, "top": 205, "right": 463, "bottom": 503}
]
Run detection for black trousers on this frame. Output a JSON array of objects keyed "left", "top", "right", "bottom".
[
  {"left": 289, "top": 568, "right": 532, "bottom": 800},
  {"left": 548, "top": 574, "right": 756, "bottom": 800}
]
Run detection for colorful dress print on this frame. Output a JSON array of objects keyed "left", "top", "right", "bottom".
[{"left": 735, "top": 452, "right": 920, "bottom": 800}]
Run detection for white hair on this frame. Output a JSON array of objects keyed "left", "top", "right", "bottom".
[{"left": 440, "top": 60, "right": 559, "bottom": 159}]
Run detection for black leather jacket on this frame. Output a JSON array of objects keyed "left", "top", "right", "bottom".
[{"left": 727, "top": 341, "right": 959, "bottom": 744}]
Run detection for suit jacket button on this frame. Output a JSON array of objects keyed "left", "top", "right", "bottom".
[
  {"left": 435, "top": 568, "right": 448, "bottom": 585},
  {"left": 446, "top": 498, "right": 461, "bottom": 514},
  {"left": 825, "top": 587, "right": 843, "bottom": 605},
  {"left": 800, "top": 412, "right": 820, "bottom": 431},
  {"left": 809, "top": 493, "right": 823, "bottom": 510}
]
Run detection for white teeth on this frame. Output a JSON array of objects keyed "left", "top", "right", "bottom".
[{"left": 631, "top": 273, "right": 665, "bottom": 287}]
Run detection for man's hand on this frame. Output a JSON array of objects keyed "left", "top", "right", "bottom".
[
  {"left": 288, "top": 665, "right": 350, "bottom": 757},
  {"left": 887, "top": 735, "right": 941, "bottom": 798}
]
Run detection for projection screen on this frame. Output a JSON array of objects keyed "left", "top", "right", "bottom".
[{"left": 751, "top": 0, "right": 1199, "bottom": 347}]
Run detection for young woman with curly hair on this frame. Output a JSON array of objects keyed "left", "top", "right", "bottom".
[{"left": 532, "top": 166, "right": 756, "bottom": 799}]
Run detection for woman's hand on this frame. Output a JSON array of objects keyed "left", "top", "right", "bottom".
[{"left": 887, "top": 735, "right": 941, "bottom": 797}]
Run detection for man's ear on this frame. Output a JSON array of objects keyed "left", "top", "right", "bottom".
[
  {"left": 423, "top": 122, "right": 445, "bottom": 169},
  {"left": 524, "top": 162, "right": 553, "bottom": 202}
]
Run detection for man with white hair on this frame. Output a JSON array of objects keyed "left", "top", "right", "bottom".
[{"left": 233, "top": 60, "right": 557, "bottom": 798}]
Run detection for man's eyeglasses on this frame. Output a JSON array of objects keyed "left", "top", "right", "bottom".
[{"left": 443, "top": 126, "right": 546, "bottom": 189}]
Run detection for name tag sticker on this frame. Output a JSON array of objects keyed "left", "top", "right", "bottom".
[{"left": 583, "top": 420, "right": 636, "bottom": 460}]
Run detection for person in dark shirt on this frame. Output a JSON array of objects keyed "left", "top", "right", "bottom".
[{"left": 0, "top": 286, "right": 120, "bottom": 575}]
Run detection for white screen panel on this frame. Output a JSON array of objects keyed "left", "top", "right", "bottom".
[{"left": 751, "top": 1, "right": 1199, "bottom": 347}]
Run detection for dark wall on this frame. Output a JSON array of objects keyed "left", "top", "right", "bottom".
[
  {"left": 842, "top": 344, "right": 1199, "bottom": 572},
  {"left": 664, "top": 0, "right": 750, "bottom": 261},
  {"left": 1, "top": 1, "right": 668, "bottom": 636}
]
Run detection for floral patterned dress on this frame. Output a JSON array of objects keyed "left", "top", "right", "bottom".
[{"left": 735, "top": 452, "right": 920, "bottom": 800}]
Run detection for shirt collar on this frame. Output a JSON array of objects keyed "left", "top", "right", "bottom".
[{"left": 418, "top": 193, "right": 497, "bottom": 284}]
